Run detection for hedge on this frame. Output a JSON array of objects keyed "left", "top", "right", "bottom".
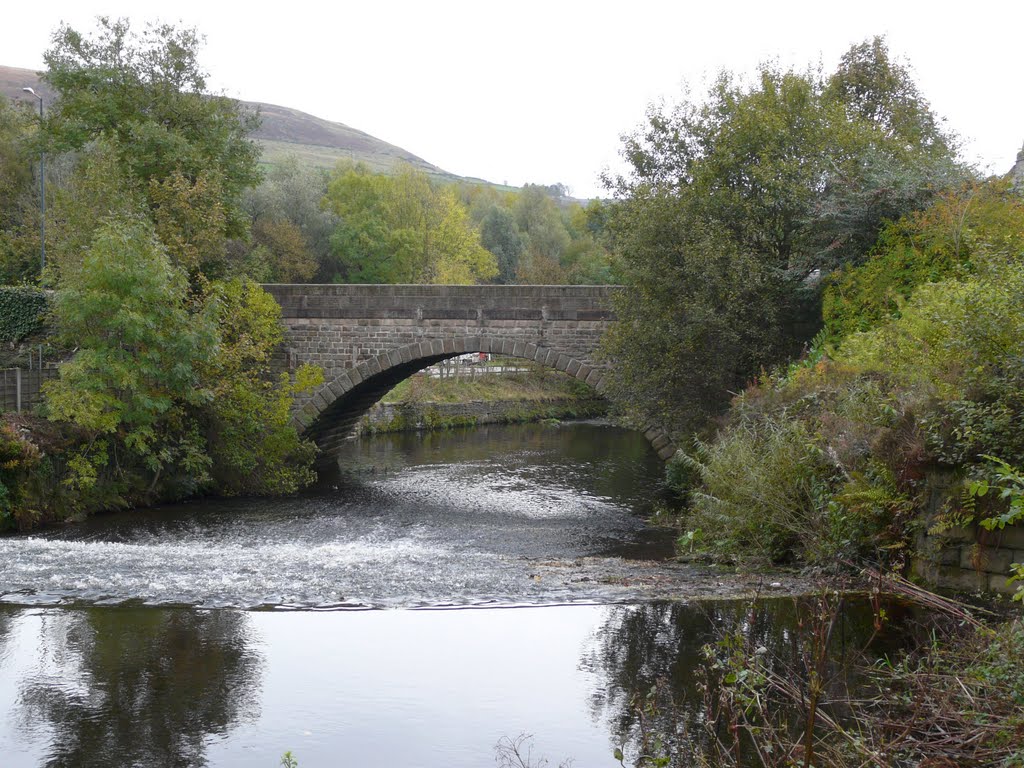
[{"left": 0, "top": 286, "right": 49, "bottom": 342}]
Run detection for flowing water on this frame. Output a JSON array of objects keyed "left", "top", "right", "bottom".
[{"left": 0, "top": 422, "right": 907, "bottom": 767}]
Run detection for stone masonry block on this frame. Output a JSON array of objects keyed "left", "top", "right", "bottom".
[
  {"left": 936, "top": 565, "right": 988, "bottom": 593},
  {"left": 327, "top": 376, "right": 350, "bottom": 398},
  {"left": 555, "top": 354, "right": 570, "bottom": 371},
  {"left": 988, "top": 572, "right": 1019, "bottom": 595},
  {"left": 430, "top": 340, "right": 446, "bottom": 356},
  {"left": 960, "top": 545, "right": 1015, "bottom": 575},
  {"left": 576, "top": 364, "right": 593, "bottom": 381},
  {"left": 995, "top": 525, "right": 1024, "bottom": 550},
  {"left": 657, "top": 443, "right": 678, "bottom": 461},
  {"left": 523, "top": 343, "right": 538, "bottom": 360},
  {"left": 585, "top": 369, "right": 602, "bottom": 387},
  {"left": 349, "top": 366, "right": 365, "bottom": 386},
  {"left": 565, "top": 360, "right": 581, "bottom": 377}
]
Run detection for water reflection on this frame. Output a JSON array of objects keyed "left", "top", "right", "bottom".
[
  {"left": 0, "top": 599, "right": 921, "bottom": 768},
  {"left": 8, "top": 607, "right": 261, "bottom": 768},
  {"left": 581, "top": 598, "right": 917, "bottom": 761}
]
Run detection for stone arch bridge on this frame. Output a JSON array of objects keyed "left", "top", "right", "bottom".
[{"left": 263, "top": 284, "right": 677, "bottom": 461}]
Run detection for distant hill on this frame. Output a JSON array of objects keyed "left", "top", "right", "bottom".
[{"left": 1, "top": 64, "right": 497, "bottom": 186}]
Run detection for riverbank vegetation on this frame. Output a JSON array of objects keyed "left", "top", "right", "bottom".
[
  {"left": 360, "top": 364, "right": 606, "bottom": 433},
  {"left": 600, "top": 37, "right": 1024, "bottom": 597},
  {"left": 380, "top": 362, "right": 593, "bottom": 405},
  {"left": 0, "top": 19, "right": 322, "bottom": 529}
]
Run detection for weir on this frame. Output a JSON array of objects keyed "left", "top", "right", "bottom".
[{"left": 262, "top": 284, "right": 678, "bottom": 460}]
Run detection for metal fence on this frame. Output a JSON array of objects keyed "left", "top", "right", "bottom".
[{"left": 0, "top": 366, "right": 59, "bottom": 413}]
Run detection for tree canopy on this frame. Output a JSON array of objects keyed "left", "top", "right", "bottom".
[
  {"left": 601, "top": 37, "right": 964, "bottom": 435},
  {"left": 42, "top": 17, "right": 262, "bottom": 279}
]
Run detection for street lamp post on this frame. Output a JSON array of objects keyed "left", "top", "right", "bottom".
[{"left": 22, "top": 87, "right": 45, "bottom": 274}]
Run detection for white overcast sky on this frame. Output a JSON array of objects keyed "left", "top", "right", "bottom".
[{"left": 4, "top": 1, "right": 1022, "bottom": 198}]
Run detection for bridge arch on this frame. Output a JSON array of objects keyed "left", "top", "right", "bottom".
[{"left": 295, "top": 335, "right": 610, "bottom": 457}]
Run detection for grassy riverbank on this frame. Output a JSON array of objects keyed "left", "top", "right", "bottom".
[
  {"left": 363, "top": 365, "right": 607, "bottom": 433},
  {"left": 380, "top": 364, "right": 594, "bottom": 405}
]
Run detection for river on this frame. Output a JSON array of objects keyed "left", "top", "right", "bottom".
[{"left": 0, "top": 422, "right": 906, "bottom": 767}]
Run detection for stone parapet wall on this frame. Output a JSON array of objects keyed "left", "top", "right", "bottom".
[{"left": 263, "top": 284, "right": 617, "bottom": 387}]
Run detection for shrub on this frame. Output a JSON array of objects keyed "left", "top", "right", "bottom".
[{"left": 0, "top": 286, "right": 49, "bottom": 342}]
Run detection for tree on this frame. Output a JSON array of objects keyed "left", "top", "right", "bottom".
[
  {"left": 478, "top": 205, "right": 523, "bottom": 284},
  {"left": 0, "top": 99, "right": 41, "bottom": 283},
  {"left": 323, "top": 163, "right": 496, "bottom": 284},
  {"left": 198, "top": 279, "right": 320, "bottom": 495},
  {"left": 243, "top": 156, "right": 338, "bottom": 281},
  {"left": 601, "top": 39, "right": 961, "bottom": 435},
  {"left": 44, "top": 215, "right": 213, "bottom": 495},
  {"left": 513, "top": 185, "right": 570, "bottom": 282},
  {"left": 41, "top": 17, "right": 262, "bottom": 276}
]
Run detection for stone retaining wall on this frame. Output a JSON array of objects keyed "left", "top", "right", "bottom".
[{"left": 912, "top": 471, "right": 1023, "bottom": 595}]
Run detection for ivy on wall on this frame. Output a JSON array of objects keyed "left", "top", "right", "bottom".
[{"left": 0, "top": 287, "right": 49, "bottom": 343}]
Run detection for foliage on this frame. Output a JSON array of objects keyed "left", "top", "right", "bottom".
[
  {"left": 243, "top": 155, "right": 338, "bottom": 282},
  {"left": 0, "top": 99, "right": 39, "bottom": 283},
  {"left": 478, "top": 205, "right": 523, "bottom": 284},
  {"left": 600, "top": 212, "right": 801, "bottom": 436},
  {"left": 837, "top": 257, "right": 1024, "bottom": 466},
  {"left": 198, "top": 279, "right": 320, "bottom": 495},
  {"left": 602, "top": 38, "right": 961, "bottom": 435},
  {"left": 42, "top": 17, "right": 262, "bottom": 247},
  {"left": 0, "top": 421, "right": 42, "bottom": 528},
  {"left": 822, "top": 179, "right": 1024, "bottom": 341},
  {"left": 323, "top": 162, "right": 496, "bottom": 284},
  {"left": 43, "top": 215, "right": 213, "bottom": 496},
  {"left": 45, "top": 141, "right": 146, "bottom": 285},
  {"left": 0, "top": 286, "right": 49, "bottom": 342},
  {"left": 966, "top": 456, "right": 1024, "bottom": 600},
  {"left": 250, "top": 217, "right": 317, "bottom": 283}
]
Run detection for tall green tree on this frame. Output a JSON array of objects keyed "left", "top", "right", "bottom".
[
  {"left": 0, "top": 99, "right": 41, "bottom": 283},
  {"left": 323, "top": 163, "right": 496, "bottom": 284},
  {"left": 41, "top": 17, "right": 262, "bottom": 278},
  {"left": 602, "top": 39, "right": 962, "bottom": 435},
  {"left": 44, "top": 215, "right": 213, "bottom": 495},
  {"left": 478, "top": 205, "right": 523, "bottom": 284}
]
